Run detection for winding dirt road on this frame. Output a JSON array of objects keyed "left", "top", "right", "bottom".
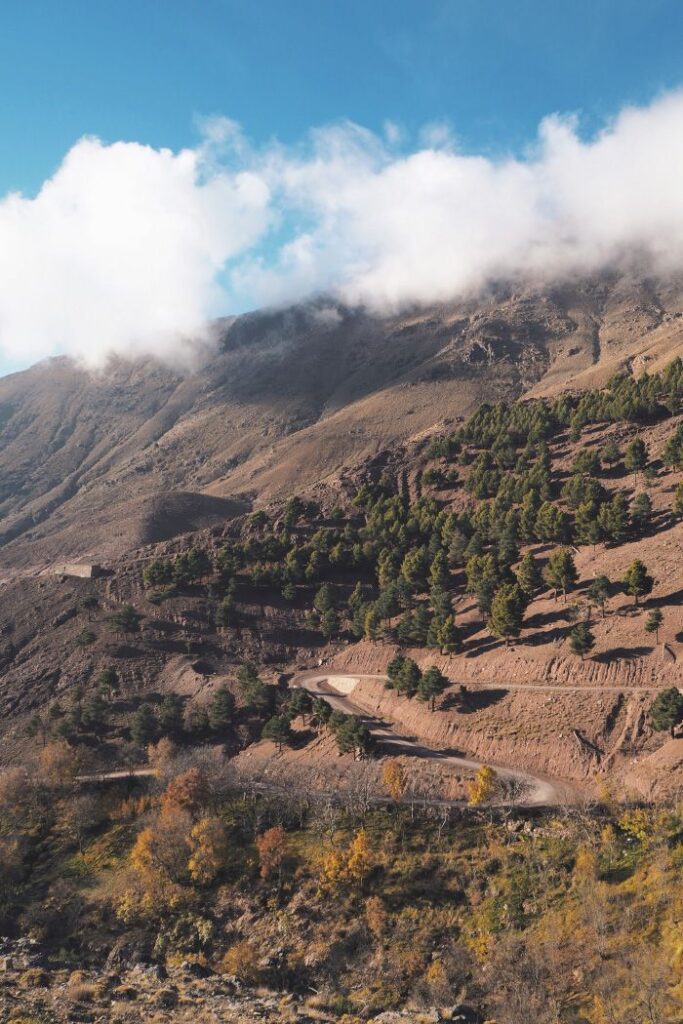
[{"left": 292, "top": 671, "right": 578, "bottom": 807}]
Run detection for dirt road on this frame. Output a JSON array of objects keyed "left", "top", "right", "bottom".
[{"left": 292, "top": 671, "right": 578, "bottom": 806}]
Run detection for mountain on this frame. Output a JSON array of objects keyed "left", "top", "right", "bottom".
[{"left": 2, "top": 270, "right": 683, "bottom": 572}]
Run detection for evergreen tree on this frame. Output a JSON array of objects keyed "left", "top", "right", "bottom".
[
  {"left": 362, "top": 606, "right": 380, "bottom": 640},
  {"left": 262, "top": 715, "right": 292, "bottom": 751},
  {"left": 447, "top": 528, "right": 469, "bottom": 567},
  {"left": 624, "top": 437, "right": 648, "bottom": 483},
  {"left": 81, "top": 693, "right": 108, "bottom": 735},
  {"left": 428, "top": 584, "right": 450, "bottom": 620},
  {"left": 395, "top": 658, "right": 421, "bottom": 697},
  {"left": 396, "top": 610, "right": 415, "bottom": 646},
  {"left": 287, "top": 688, "right": 313, "bottom": 721},
  {"left": 630, "top": 492, "right": 652, "bottom": 533},
  {"left": 601, "top": 440, "right": 621, "bottom": 467},
  {"left": 516, "top": 552, "right": 542, "bottom": 596},
  {"left": 649, "top": 687, "right": 683, "bottom": 736},
  {"left": 386, "top": 652, "right": 406, "bottom": 688},
  {"left": 417, "top": 666, "right": 448, "bottom": 710},
  {"left": 673, "top": 483, "right": 683, "bottom": 519},
  {"left": 519, "top": 492, "right": 540, "bottom": 540},
  {"left": 534, "top": 501, "right": 569, "bottom": 543},
  {"left": 574, "top": 502, "right": 603, "bottom": 547},
  {"left": 411, "top": 605, "right": 431, "bottom": 645},
  {"left": 543, "top": 548, "right": 578, "bottom": 602},
  {"left": 238, "top": 664, "right": 271, "bottom": 714},
  {"left": 208, "top": 686, "right": 236, "bottom": 732},
  {"left": 572, "top": 448, "right": 601, "bottom": 477},
  {"left": 313, "top": 584, "right": 333, "bottom": 615},
  {"left": 436, "top": 614, "right": 461, "bottom": 654},
  {"left": 348, "top": 581, "right": 364, "bottom": 613},
  {"left": 321, "top": 607, "right": 339, "bottom": 641},
  {"left": 159, "top": 693, "right": 184, "bottom": 738},
  {"left": 312, "top": 697, "right": 333, "bottom": 728},
  {"left": 598, "top": 493, "right": 630, "bottom": 545},
  {"left": 623, "top": 559, "right": 654, "bottom": 605},
  {"left": 216, "top": 595, "right": 237, "bottom": 627},
  {"left": 428, "top": 550, "right": 449, "bottom": 591},
  {"left": 489, "top": 583, "right": 526, "bottom": 645},
  {"left": 131, "top": 703, "right": 158, "bottom": 746},
  {"left": 588, "top": 575, "right": 611, "bottom": 618},
  {"left": 376, "top": 582, "right": 400, "bottom": 619},
  {"left": 110, "top": 604, "right": 142, "bottom": 635},
  {"left": 496, "top": 530, "right": 520, "bottom": 576},
  {"left": 333, "top": 715, "right": 373, "bottom": 758},
  {"left": 568, "top": 622, "right": 595, "bottom": 660},
  {"left": 645, "top": 608, "right": 664, "bottom": 643}
]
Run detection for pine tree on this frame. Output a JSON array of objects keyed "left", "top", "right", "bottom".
[
  {"left": 111, "top": 604, "right": 142, "bottom": 635},
  {"left": 396, "top": 610, "right": 415, "bottom": 646},
  {"left": 411, "top": 605, "right": 431, "bottom": 645},
  {"left": 574, "top": 502, "right": 603, "bottom": 547},
  {"left": 386, "top": 652, "right": 406, "bottom": 688},
  {"left": 287, "top": 688, "right": 313, "bottom": 721},
  {"left": 598, "top": 493, "right": 630, "bottom": 545},
  {"left": 321, "top": 607, "right": 339, "bottom": 640},
  {"left": 673, "top": 483, "right": 683, "bottom": 519},
  {"left": 649, "top": 687, "right": 683, "bottom": 736},
  {"left": 630, "top": 492, "right": 652, "bottom": 533},
  {"left": 216, "top": 595, "right": 237, "bottom": 627},
  {"left": 436, "top": 614, "right": 461, "bottom": 654},
  {"left": 313, "top": 584, "right": 333, "bottom": 615},
  {"left": 623, "top": 559, "right": 654, "bottom": 606},
  {"left": 362, "top": 606, "right": 380, "bottom": 640},
  {"left": 428, "top": 550, "right": 449, "bottom": 591},
  {"left": 534, "top": 502, "right": 569, "bottom": 543},
  {"left": 348, "top": 581, "right": 364, "bottom": 613},
  {"left": 395, "top": 659, "right": 421, "bottom": 697},
  {"left": 131, "top": 704, "right": 158, "bottom": 746},
  {"left": 588, "top": 575, "right": 611, "bottom": 618},
  {"left": 516, "top": 552, "right": 542, "bottom": 597},
  {"left": 624, "top": 437, "right": 648, "bottom": 483},
  {"left": 489, "top": 583, "right": 526, "bottom": 645},
  {"left": 159, "top": 693, "right": 184, "bottom": 738},
  {"left": 417, "top": 666, "right": 448, "bottom": 711},
  {"left": 644, "top": 608, "right": 664, "bottom": 643},
  {"left": 601, "top": 440, "right": 621, "bottom": 467},
  {"left": 569, "top": 623, "right": 595, "bottom": 660},
  {"left": 447, "top": 528, "right": 469, "bottom": 567},
  {"left": 208, "top": 686, "right": 235, "bottom": 732},
  {"left": 262, "top": 715, "right": 292, "bottom": 751},
  {"left": 543, "top": 548, "right": 578, "bottom": 602}
]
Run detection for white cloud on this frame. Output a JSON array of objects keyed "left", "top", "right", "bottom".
[
  {"left": 5, "top": 90, "right": 683, "bottom": 367},
  {"left": 0, "top": 135, "right": 270, "bottom": 367}
]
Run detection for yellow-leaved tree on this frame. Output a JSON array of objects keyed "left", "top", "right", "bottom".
[
  {"left": 187, "top": 817, "right": 228, "bottom": 885},
  {"left": 382, "top": 759, "right": 408, "bottom": 802},
  {"left": 467, "top": 765, "right": 498, "bottom": 806}
]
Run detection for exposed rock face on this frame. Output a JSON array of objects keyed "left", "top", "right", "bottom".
[
  {"left": 3, "top": 271, "right": 683, "bottom": 569},
  {"left": 0, "top": 937, "right": 484, "bottom": 1024}
]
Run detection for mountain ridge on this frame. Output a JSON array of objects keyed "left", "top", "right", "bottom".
[{"left": 3, "top": 270, "right": 683, "bottom": 569}]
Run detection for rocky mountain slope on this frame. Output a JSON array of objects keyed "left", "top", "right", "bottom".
[{"left": 3, "top": 270, "right": 683, "bottom": 571}]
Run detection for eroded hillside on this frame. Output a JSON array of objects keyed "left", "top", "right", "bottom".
[{"left": 4, "top": 271, "right": 683, "bottom": 570}]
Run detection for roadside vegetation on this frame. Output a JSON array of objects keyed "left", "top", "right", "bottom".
[{"left": 1, "top": 747, "right": 683, "bottom": 1022}]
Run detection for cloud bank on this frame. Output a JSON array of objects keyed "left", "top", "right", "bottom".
[{"left": 4, "top": 90, "right": 683, "bottom": 366}]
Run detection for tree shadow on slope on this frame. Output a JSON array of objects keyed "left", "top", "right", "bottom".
[
  {"left": 593, "top": 645, "right": 652, "bottom": 663},
  {"left": 442, "top": 687, "right": 509, "bottom": 714}
]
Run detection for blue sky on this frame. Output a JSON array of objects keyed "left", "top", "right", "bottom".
[
  {"left": 2, "top": 0, "right": 683, "bottom": 377},
  {"left": 2, "top": 0, "right": 682, "bottom": 196}
]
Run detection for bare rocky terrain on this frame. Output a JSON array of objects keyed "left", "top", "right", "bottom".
[{"left": 3, "top": 270, "right": 683, "bottom": 572}]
